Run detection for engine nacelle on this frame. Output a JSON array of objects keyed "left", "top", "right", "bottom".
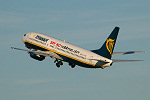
[{"left": 29, "top": 52, "right": 45, "bottom": 61}]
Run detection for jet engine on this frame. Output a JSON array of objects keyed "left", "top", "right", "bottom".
[{"left": 29, "top": 52, "right": 45, "bottom": 61}]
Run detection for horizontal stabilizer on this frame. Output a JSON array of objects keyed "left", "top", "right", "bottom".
[
  {"left": 112, "top": 51, "right": 144, "bottom": 56},
  {"left": 113, "top": 59, "right": 143, "bottom": 62}
]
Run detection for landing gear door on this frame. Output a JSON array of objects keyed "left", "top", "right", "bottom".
[{"left": 89, "top": 56, "right": 93, "bottom": 64}]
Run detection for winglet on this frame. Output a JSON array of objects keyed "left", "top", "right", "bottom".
[{"left": 11, "top": 47, "right": 15, "bottom": 49}]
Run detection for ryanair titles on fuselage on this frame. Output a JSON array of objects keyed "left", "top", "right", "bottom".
[
  {"left": 30, "top": 35, "right": 86, "bottom": 59},
  {"left": 35, "top": 35, "right": 49, "bottom": 43}
]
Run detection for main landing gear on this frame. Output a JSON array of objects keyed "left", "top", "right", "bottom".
[
  {"left": 54, "top": 59, "right": 75, "bottom": 68},
  {"left": 54, "top": 59, "right": 63, "bottom": 68},
  {"left": 69, "top": 62, "right": 76, "bottom": 68}
]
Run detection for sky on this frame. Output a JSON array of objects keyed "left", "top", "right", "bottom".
[{"left": 0, "top": 0, "right": 150, "bottom": 100}]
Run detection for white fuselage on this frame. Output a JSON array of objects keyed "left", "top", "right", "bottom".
[{"left": 22, "top": 32, "right": 113, "bottom": 68}]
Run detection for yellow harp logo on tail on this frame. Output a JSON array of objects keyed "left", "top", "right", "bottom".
[{"left": 106, "top": 38, "right": 115, "bottom": 55}]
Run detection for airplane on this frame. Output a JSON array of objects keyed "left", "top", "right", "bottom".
[{"left": 11, "top": 27, "right": 143, "bottom": 69}]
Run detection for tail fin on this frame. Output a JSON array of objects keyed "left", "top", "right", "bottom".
[{"left": 91, "top": 27, "right": 120, "bottom": 59}]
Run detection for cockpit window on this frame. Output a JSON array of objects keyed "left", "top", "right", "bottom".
[{"left": 24, "top": 34, "right": 26, "bottom": 36}]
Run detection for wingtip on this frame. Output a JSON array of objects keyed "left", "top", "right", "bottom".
[
  {"left": 11, "top": 47, "right": 14, "bottom": 49},
  {"left": 135, "top": 51, "right": 145, "bottom": 54}
]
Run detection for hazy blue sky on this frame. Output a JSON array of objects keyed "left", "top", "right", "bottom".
[{"left": 0, "top": 0, "right": 150, "bottom": 100}]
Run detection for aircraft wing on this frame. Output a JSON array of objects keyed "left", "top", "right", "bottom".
[
  {"left": 11, "top": 47, "right": 63, "bottom": 60},
  {"left": 112, "top": 51, "right": 144, "bottom": 56}
]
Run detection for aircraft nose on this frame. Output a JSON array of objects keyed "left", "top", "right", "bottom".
[{"left": 22, "top": 33, "right": 27, "bottom": 42}]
